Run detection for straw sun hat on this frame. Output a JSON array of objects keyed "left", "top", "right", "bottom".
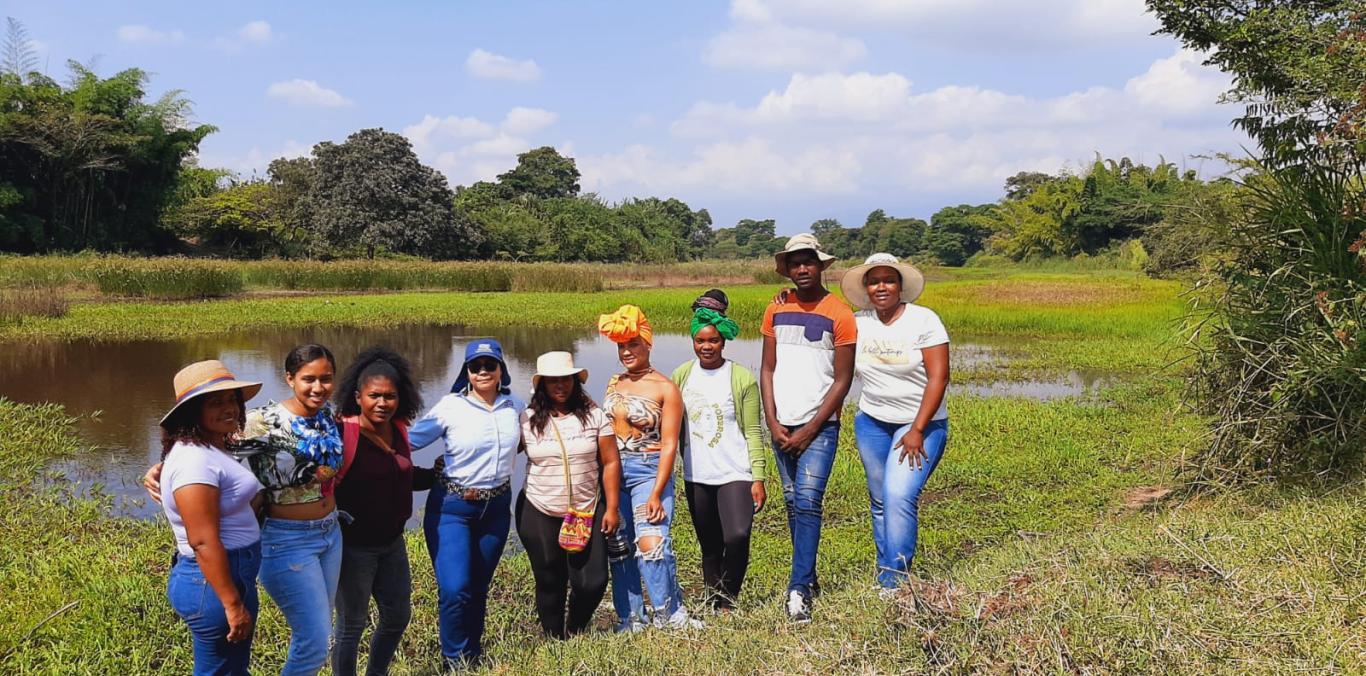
[
  {"left": 159, "top": 360, "right": 262, "bottom": 427},
  {"left": 840, "top": 253, "right": 926, "bottom": 310},
  {"left": 531, "top": 351, "right": 588, "bottom": 390}
]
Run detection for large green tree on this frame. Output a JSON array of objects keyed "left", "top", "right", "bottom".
[
  {"left": 302, "top": 128, "right": 480, "bottom": 259},
  {"left": 496, "top": 146, "right": 580, "bottom": 199}
]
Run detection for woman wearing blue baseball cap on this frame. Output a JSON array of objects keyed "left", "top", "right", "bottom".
[{"left": 410, "top": 338, "right": 525, "bottom": 668}]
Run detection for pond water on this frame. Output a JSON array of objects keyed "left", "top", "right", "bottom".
[{"left": 0, "top": 323, "right": 1107, "bottom": 522}]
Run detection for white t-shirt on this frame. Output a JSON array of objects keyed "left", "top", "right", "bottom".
[
  {"left": 521, "top": 407, "right": 612, "bottom": 517},
  {"left": 855, "top": 303, "right": 950, "bottom": 424},
  {"left": 161, "top": 441, "right": 263, "bottom": 557},
  {"left": 681, "top": 361, "right": 752, "bottom": 485}
]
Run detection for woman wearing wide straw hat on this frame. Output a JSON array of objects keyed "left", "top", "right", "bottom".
[
  {"left": 409, "top": 338, "right": 525, "bottom": 667},
  {"left": 841, "top": 253, "right": 949, "bottom": 592},
  {"left": 516, "top": 351, "right": 622, "bottom": 639},
  {"left": 597, "top": 304, "right": 702, "bottom": 632},
  {"left": 157, "top": 360, "right": 264, "bottom": 675}
]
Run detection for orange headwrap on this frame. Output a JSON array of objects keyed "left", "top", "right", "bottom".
[{"left": 597, "top": 304, "right": 653, "bottom": 345}]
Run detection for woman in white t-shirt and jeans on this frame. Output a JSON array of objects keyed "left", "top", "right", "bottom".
[
  {"left": 157, "top": 360, "right": 265, "bottom": 675},
  {"left": 516, "top": 351, "right": 622, "bottom": 639},
  {"left": 842, "top": 253, "right": 950, "bottom": 591}
]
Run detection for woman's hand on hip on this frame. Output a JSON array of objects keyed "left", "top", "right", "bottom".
[
  {"left": 898, "top": 429, "right": 928, "bottom": 469},
  {"left": 142, "top": 462, "right": 164, "bottom": 504}
]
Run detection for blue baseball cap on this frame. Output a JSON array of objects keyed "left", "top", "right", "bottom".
[{"left": 451, "top": 338, "right": 512, "bottom": 393}]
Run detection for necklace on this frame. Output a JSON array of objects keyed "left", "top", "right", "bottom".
[{"left": 623, "top": 367, "right": 655, "bottom": 381}]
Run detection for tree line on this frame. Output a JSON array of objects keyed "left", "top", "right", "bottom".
[{"left": 1, "top": 17, "right": 1228, "bottom": 268}]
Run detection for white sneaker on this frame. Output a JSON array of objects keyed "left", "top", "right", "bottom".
[
  {"left": 786, "top": 590, "right": 812, "bottom": 624},
  {"left": 877, "top": 587, "right": 898, "bottom": 601},
  {"left": 660, "top": 607, "right": 705, "bottom": 630},
  {"left": 614, "top": 617, "right": 647, "bottom": 634}
]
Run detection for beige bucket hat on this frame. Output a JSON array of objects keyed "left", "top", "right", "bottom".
[
  {"left": 840, "top": 253, "right": 926, "bottom": 310},
  {"left": 773, "top": 233, "right": 837, "bottom": 276},
  {"left": 159, "top": 360, "right": 262, "bottom": 427},
  {"left": 531, "top": 351, "right": 589, "bottom": 390}
]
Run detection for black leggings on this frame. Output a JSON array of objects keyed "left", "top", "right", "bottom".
[
  {"left": 684, "top": 480, "right": 754, "bottom": 608},
  {"left": 514, "top": 492, "right": 608, "bottom": 638}
]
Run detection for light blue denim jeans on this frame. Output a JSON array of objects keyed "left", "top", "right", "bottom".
[
  {"left": 609, "top": 450, "right": 683, "bottom": 624},
  {"left": 259, "top": 511, "right": 343, "bottom": 676},
  {"left": 166, "top": 541, "right": 261, "bottom": 676},
  {"left": 854, "top": 412, "right": 948, "bottom": 588},
  {"left": 772, "top": 421, "right": 840, "bottom": 595}
]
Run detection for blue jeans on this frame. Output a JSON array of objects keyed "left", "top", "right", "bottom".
[
  {"left": 423, "top": 483, "right": 511, "bottom": 666},
  {"left": 609, "top": 450, "right": 683, "bottom": 623},
  {"left": 854, "top": 413, "right": 948, "bottom": 588},
  {"left": 259, "top": 512, "right": 343, "bottom": 676},
  {"left": 167, "top": 542, "right": 261, "bottom": 676},
  {"left": 773, "top": 421, "right": 840, "bottom": 595}
]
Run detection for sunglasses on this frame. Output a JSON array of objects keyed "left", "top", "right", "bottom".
[{"left": 467, "top": 358, "right": 501, "bottom": 374}]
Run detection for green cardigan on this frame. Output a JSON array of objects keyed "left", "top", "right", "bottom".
[{"left": 671, "top": 359, "right": 767, "bottom": 482}]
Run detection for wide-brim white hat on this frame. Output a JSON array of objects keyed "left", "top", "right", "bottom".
[
  {"left": 840, "top": 253, "right": 926, "bottom": 310},
  {"left": 530, "top": 351, "right": 588, "bottom": 390}
]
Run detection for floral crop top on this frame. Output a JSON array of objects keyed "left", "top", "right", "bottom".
[{"left": 231, "top": 401, "right": 343, "bottom": 505}]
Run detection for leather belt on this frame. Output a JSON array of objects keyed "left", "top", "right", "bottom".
[{"left": 440, "top": 476, "right": 511, "bottom": 501}]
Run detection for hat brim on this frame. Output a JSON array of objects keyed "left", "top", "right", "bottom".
[
  {"left": 774, "top": 248, "right": 837, "bottom": 276},
  {"left": 158, "top": 380, "right": 262, "bottom": 427},
  {"left": 531, "top": 368, "right": 589, "bottom": 390},
  {"left": 840, "top": 261, "right": 926, "bottom": 310}
]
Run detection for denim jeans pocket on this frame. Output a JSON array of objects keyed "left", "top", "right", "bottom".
[{"left": 168, "top": 572, "right": 209, "bottom": 621}]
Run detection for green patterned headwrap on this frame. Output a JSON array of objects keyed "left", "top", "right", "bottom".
[{"left": 690, "top": 308, "right": 739, "bottom": 340}]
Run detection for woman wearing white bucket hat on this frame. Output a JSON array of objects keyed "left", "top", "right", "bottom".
[
  {"left": 516, "top": 351, "right": 622, "bottom": 639},
  {"left": 840, "top": 253, "right": 949, "bottom": 593},
  {"left": 157, "top": 360, "right": 265, "bottom": 675}
]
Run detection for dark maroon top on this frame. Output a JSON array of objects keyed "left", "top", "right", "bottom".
[{"left": 335, "top": 427, "right": 434, "bottom": 547}]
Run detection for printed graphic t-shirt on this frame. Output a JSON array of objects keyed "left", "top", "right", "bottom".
[
  {"left": 761, "top": 292, "right": 858, "bottom": 426},
  {"left": 681, "top": 360, "right": 752, "bottom": 485},
  {"left": 855, "top": 303, "right": 950, "bottom": 424}
]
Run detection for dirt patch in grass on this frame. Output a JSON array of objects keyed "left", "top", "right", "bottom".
[
  {"left": 962, "top": 281, "right": 1149, "bottom": 307},
  {"left": 1122, "top": 485, "right": 1173, "bottom": 510},
  {"left": 1124, "top": 555, "right": 1217, "bottom": 584}
]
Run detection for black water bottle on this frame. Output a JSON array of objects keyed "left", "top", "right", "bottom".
[{"left": 605, "top": 529, "right": 632, "bottom": 563}]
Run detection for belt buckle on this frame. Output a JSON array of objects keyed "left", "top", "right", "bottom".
[{"left": 461, "top": 488, "right": 479, "bottom": 500}]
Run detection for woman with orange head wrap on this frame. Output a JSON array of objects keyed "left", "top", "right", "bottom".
[{"left": 595, "top": 305, "right": 700, "bottom": 631}]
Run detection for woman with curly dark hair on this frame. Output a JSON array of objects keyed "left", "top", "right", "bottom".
[{"left": 330, "top": 346, "right": 438, "bottom": 676}]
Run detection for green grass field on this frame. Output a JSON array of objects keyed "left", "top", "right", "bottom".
[{"left": 2, "top": 269, "right": 1359, "bottom": 673}]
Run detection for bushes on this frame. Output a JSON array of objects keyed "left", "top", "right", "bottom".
[
  {"left": 92, "top": 258, "right": 244, "bottom": 299},
  {"left": 1185, "top": 163, "right": 1366, "bottom": 483}
]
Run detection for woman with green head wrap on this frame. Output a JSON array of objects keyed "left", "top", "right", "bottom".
[{"left": 670, "top": 289, "right": 768, "bottom": 609}]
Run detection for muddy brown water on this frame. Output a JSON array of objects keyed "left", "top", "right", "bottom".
[{"left": 0, "top": 324, "right": 1108, "bottom": 522}]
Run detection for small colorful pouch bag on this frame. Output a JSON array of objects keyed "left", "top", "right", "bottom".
[{"left": 550, "top": 417, "right": 595, "bottom": 553}]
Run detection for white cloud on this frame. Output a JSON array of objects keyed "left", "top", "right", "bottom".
[
  {"left": 585, "top": 46, "right": 1240, "bottom": 206},
  {"left": 116, "top": 25, "right": 186, "bottom": 46},
  {"left": 704, "top": 24, "right": 866, "bottom": 71},
  {"left": 266, "top": 79, "right": 353, "bottom": 108},
  {"left": 501, "top": 107, "right": 558, "bottom": 136},
  {"left": 724, "top": 0, "right": 1157, "bottom": 49},
  {"left": 401, "top": 107, "right": 560, "bottom": 186},
  {"left": 196, "top": 139, "right": 311, "bottom": 178},
  {"left": 238, "top": 21, "right": 273, "bottom": 44},
  {"left": 466, "top": 48, "right": 541, "bottom": 83}
]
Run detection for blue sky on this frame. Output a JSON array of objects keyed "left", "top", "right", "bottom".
[{"left": 11, "top": 1, "right": 1245, "bottom": 233}]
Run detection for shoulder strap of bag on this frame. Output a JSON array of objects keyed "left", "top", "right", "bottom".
[
  {"left": 338, "top": 416, "right": 360, "bottom": 483},
  {"left": 548, "top": 416, "right": 597, "bottom": 513}
]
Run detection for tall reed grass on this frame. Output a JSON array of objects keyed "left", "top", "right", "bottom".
[
  {"left": 91, "top": 258, "right": 244, "bottom": 299},
  {"left": 0, "top": 286, "right": 68, "bottom": 325}
]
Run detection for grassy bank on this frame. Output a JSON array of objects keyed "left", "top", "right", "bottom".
[{"left": 4, "top": 379, "right": 1361, "bottom": 672}]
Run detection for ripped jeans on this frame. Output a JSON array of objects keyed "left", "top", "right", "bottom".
[{"left": 609, "top": 450, "right": 684, "bottom": 623}]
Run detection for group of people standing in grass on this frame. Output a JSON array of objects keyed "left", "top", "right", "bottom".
[{"left": 144, "top": 232, "right": 951, "bottom": 674}]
